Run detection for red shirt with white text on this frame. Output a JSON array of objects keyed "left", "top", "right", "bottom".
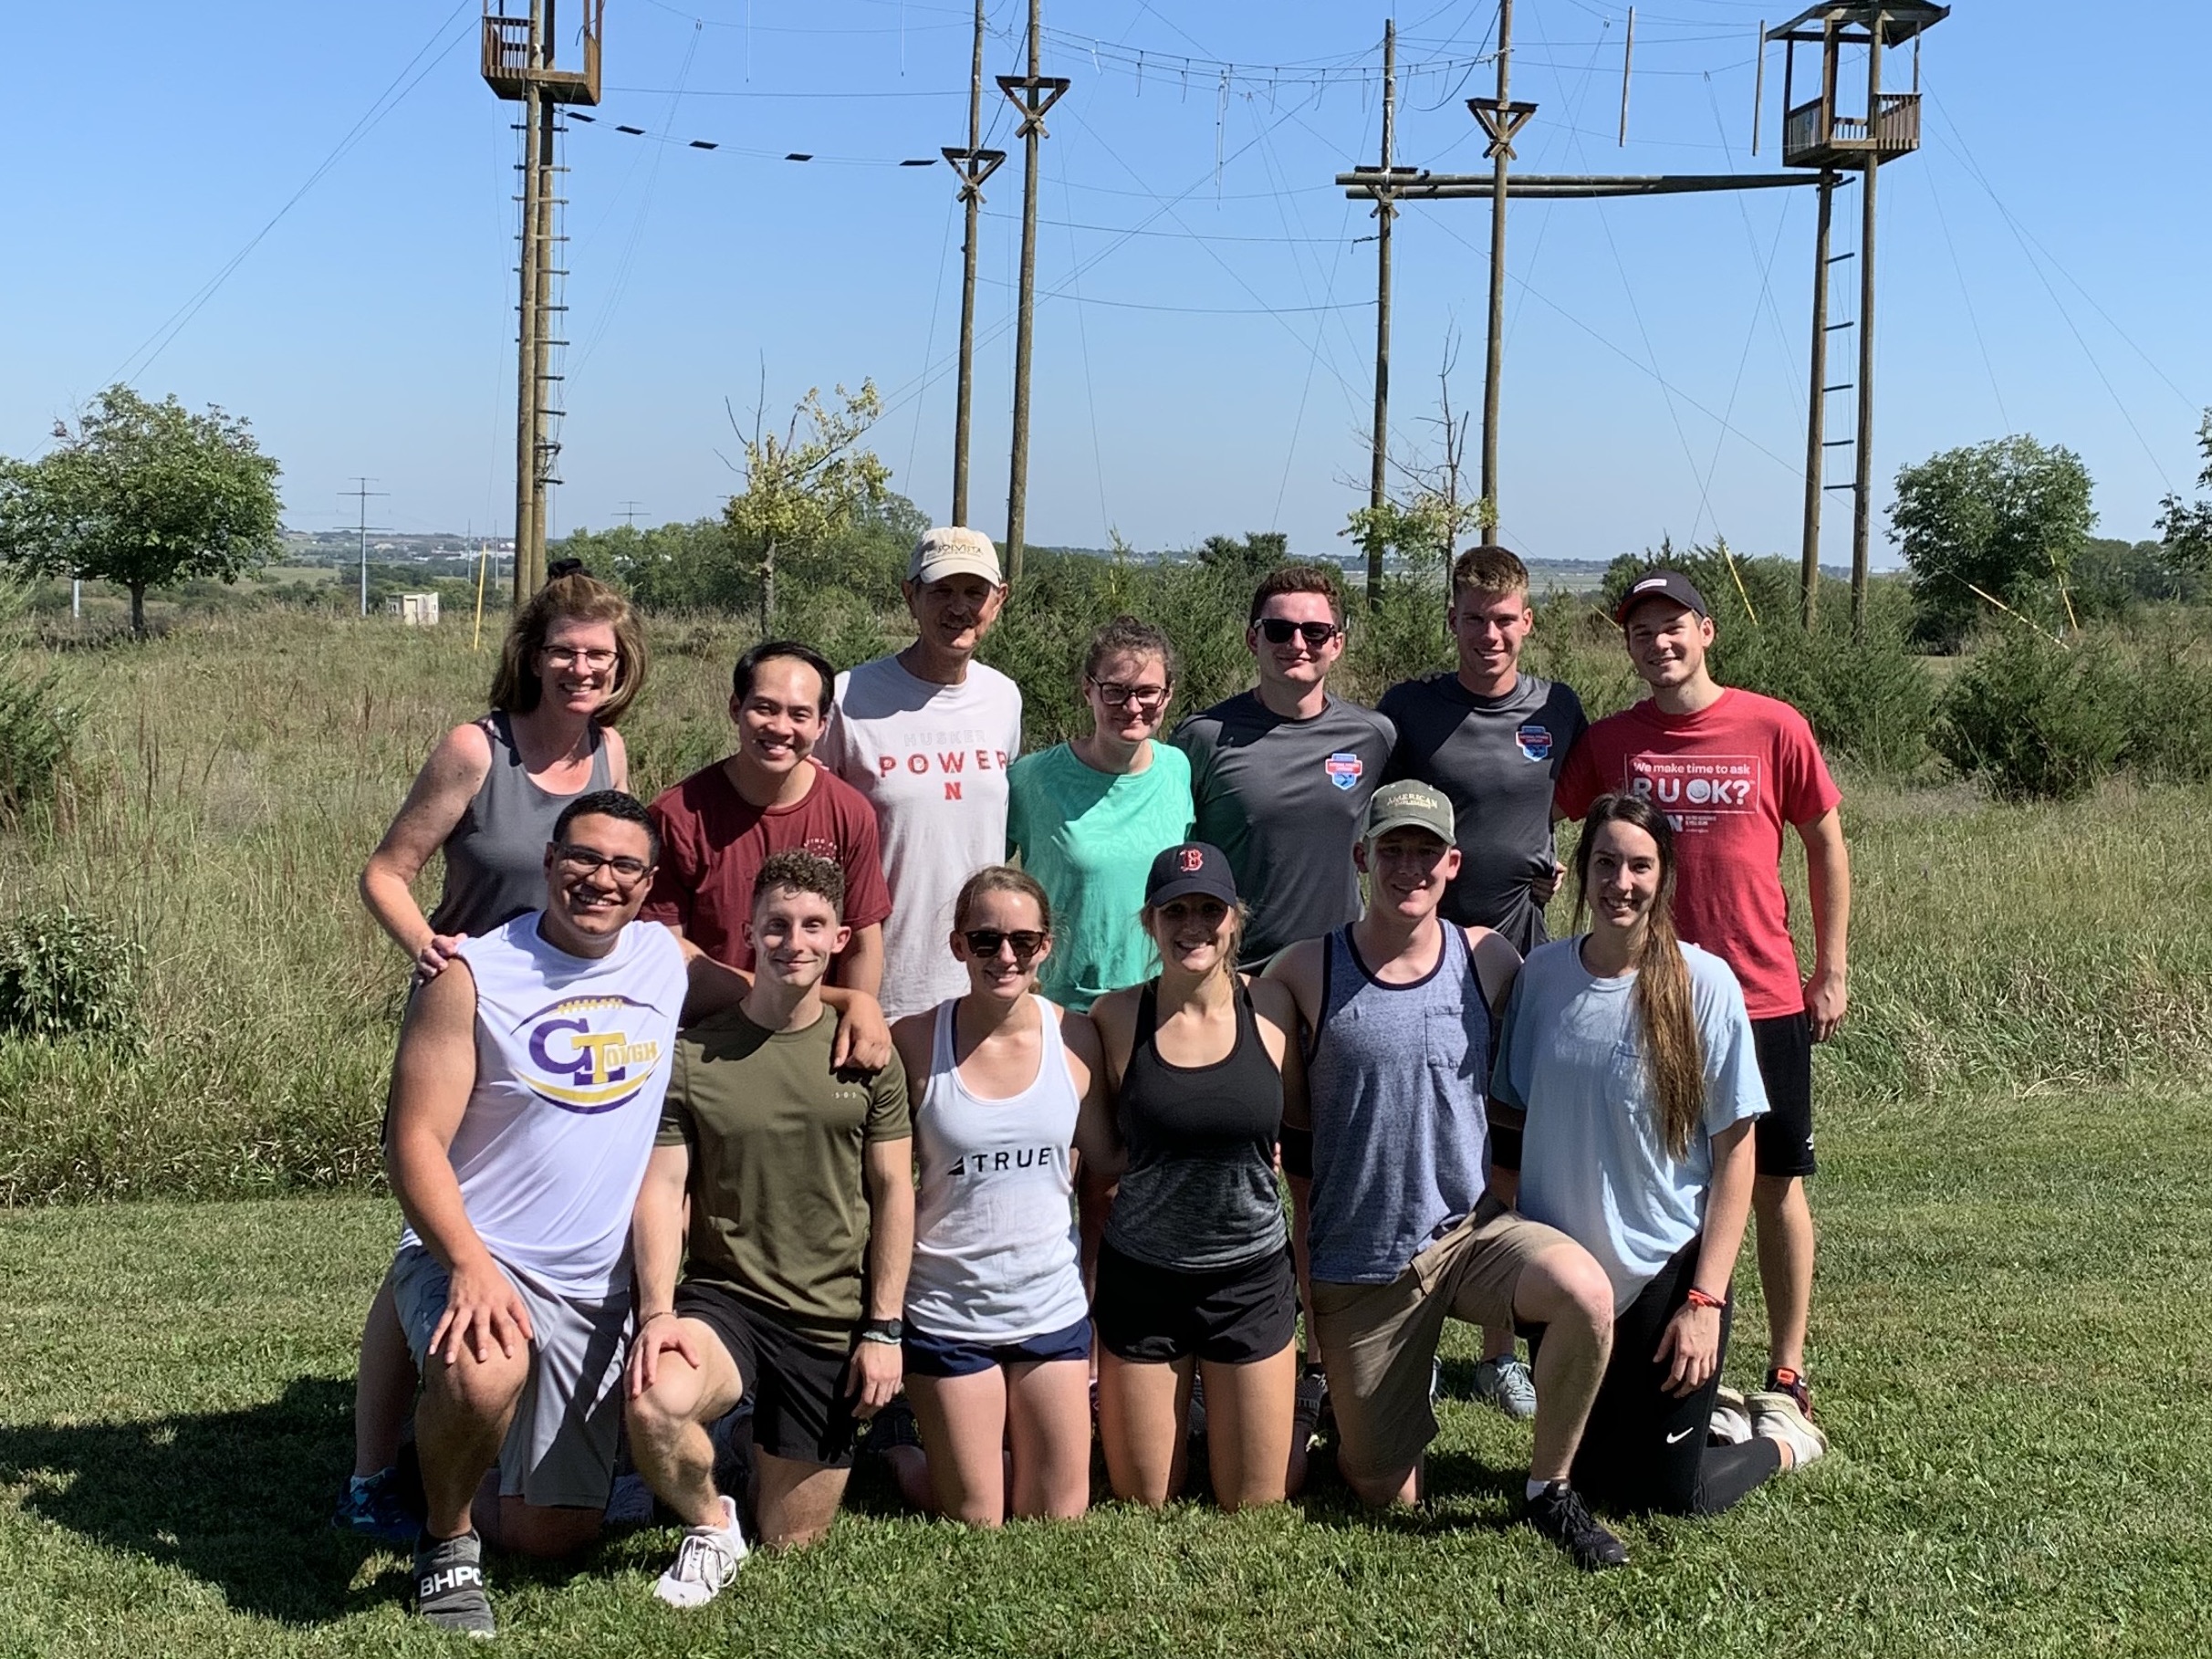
[{"left": 1555, "top": 688, "right": 1840, "bottom": 1020}]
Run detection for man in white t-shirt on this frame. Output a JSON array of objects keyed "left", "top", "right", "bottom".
[
  {"left": 383, "top": 790, "right": 694, "bottom": 1636},
  {"left": 816, "top": 527, "right": 1023, "bottom": 1019}
]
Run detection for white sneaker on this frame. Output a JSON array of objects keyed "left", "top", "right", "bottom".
[
  {"left": 1748, "top": 1389, "right": 1830, "bottom": 1470},
  {"left": 1708, "top": 1384, "right": 1753, "bottom": 1445},
  {"left": 653, "top": 1495, "right": 748, "bottom": 1608}
]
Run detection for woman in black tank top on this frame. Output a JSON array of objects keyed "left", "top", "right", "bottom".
[{"left": 1084, "top": 842, "right": 1310, "bottom": 1512}]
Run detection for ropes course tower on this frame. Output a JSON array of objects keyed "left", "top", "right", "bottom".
[{"left": 482, "top": 0, "right": 603, "bottom": 601}]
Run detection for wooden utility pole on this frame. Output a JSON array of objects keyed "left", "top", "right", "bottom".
[
  {"left": 997, "top": 0, "right": 1066, "bottom": 587},
  {"left": 1366, "top": 19, "right": 1396, "bottom": 610},
  {"left": 1800, "top": 169, "right": 1835, "bottom": 629},
  {"left": 1850, "top": 13, "right": 1883, "bottom": 640},
  {"left": 945, "top": 0, "right": 1002, "bottom": 527},
  {"left": 513, "top": 2, "right": 545, "bottom": 605},
  {"left": 1474, "top": 0, "right": 1529, "bottom": 526}
]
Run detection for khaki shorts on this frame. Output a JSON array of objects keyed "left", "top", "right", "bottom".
[{"left": 1309, "top": 1196, "right": 1571, "bottom": 1484}]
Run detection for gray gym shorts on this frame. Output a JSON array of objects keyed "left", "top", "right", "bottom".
[{"left": 390, "top": 1243, "right": 631, "bottom": 1511}]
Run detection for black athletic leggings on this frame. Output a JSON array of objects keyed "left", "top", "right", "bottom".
[{"left": 1532, "top": 1235, "right": 1782, "bottom": 1517}]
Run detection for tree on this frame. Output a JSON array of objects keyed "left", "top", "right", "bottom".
[
  {"left": 2155, "top": 409, "right": 2212, "bottom": 577},
  {"left": 1342, "top": 331, "right": 1487, "bottom": 601},
  {"left": 0, "top": 385, "right": 283, "bottom": 634},
  {"left": 1889, "top": 434, "right": 2094, "bottom": 651},
  {"left": 723, "top": 381, "right": 890, "bottom": 633}
]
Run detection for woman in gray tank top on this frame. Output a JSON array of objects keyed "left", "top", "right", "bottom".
[{"left": 334, "top": 566, "right": 645, "bottom": 1542}]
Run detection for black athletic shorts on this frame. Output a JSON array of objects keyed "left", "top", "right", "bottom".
[
  {"left": 1092, "top": 1239, "right": 1297, "bottom": 1365},
  {"left": 673, "top": 1281, "right": 859, "bottom": 1469},
  {"left": 1750, "top": 1012, "right": 1816, "bottom": 1178}
]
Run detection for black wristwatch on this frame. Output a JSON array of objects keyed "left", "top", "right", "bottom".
[{"left": 858, "top": 1317, "right": 903, "bottom": 1345}]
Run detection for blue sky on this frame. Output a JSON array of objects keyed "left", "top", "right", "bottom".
[{"left": 4, "top": 2, "right": 2205, "bottom": 569}]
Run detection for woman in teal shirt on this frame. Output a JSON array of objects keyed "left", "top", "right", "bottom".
[{"left": 1007, "top": 617, "right": 1194, "bottom": 1010}]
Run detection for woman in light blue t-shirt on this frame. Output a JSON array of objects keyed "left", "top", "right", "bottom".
[
  {"left": 1006, "top": 617, "right": 1195, "bottom": 1010},
  {"left": 1490, "top": 793, "right": 1826, "bottom": 1515}
]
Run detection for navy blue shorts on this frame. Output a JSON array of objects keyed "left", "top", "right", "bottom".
[{"left": 903, "top": 1315, "right": 1093, "bottom": 1378}]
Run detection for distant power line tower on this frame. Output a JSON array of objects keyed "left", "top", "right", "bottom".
[
  {"left": 340, "top": 478, "right": 390, "bottom": 618},
  {"left": 481, "top": 1, "right": 604, "bottom": 604}
]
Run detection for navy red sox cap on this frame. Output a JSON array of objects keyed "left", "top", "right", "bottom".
[
  {"left": 1613, "top": 569, "right": 1711, "bottom": 626},
  {"left": 1144, "top": 841, "right": 1239, "bottom": 907}
]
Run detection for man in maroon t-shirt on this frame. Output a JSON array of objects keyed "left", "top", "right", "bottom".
[
  {"left": 642, "top": 641, "right": 892, "bottom": 992},
  {"left": 1555, "top": 570, "right": 1851, "bottom": 1443}
]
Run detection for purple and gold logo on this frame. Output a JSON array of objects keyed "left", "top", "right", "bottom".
[{"left": 510, "top": 995, "right": 667, "bottom": 1113}]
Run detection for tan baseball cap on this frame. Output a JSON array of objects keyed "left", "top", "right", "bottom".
[
  {"left": 1363, "top": 780, "right": 1456, "bottom": 845},
  {"left": 909, "top": 526, "right": 1005, "bottom": 586}
]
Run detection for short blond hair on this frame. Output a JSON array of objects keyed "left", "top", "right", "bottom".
[{"left": 1450, "top": 545, "right": 1530, "bottom": 601}]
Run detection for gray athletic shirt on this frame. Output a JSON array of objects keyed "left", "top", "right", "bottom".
[
  {"left": 427, "top": 712, "right": 613, "bottom": 942},
  {"left": 1172, "top": 690, "right": 1395, "bottom": 968},
  {"left": 1378, "top": 672, "right": 1587, "bottom": 955}
]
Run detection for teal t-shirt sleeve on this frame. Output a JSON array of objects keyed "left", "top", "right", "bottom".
[
  {"left": 1006, "top": 751, "right": 1035, "bottom": 861},
  {"left": 1488, "top": 970, "right": 1533, "bottom": 1110},
  {"left": 1159, "top": 744, "right": 1196, "bottom": 839},
  {"left": 1694, "top": 952, "right": 1770, "bottom": 1138}
]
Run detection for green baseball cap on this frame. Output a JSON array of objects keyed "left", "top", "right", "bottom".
[{"left": 1363, "top": 780, "right": 1456, "bottom": 845}]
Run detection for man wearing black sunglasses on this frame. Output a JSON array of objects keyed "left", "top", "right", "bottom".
[{"left": 1171, "top": 565, "right": 1394, "bottom": 969}]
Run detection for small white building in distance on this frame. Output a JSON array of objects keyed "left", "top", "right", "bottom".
[{"left": 390, "top": 592, "right": 441, "bottom": 626}]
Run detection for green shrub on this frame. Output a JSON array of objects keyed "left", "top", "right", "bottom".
[
  {"left": 0, "top": 662, "right": 78, "bottom": 820},
  {"left": 1934, "top": 628, "right": 2130, "bottom": 800},
  {"left": 0, "top": 907, "right": 141, "bottom": 1042},
  {"left": 2119, "top": 621, "right": 2212, "bottom": 785}
]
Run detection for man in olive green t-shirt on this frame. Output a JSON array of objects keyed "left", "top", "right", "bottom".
[{"left": 624, "top": 850, "right": 913, "bottom": 1606}]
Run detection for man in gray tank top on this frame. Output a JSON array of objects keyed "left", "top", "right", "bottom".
[{"left": 1269, "top": 782, "right": 1630, "bottom": 1570}]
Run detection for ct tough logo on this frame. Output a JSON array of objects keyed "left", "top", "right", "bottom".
[
  {"left": 511, "top": 994, "right": 667, "bottom": 1113},
  {"left": 1324, "top": 751, "right": 1364, "bottom": 792},
  {"left": 1516, "top": 725, "right": 1553, "bottom": 762}
]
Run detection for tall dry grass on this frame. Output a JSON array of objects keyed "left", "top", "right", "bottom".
[{"left": 0, "top": 605, "right": 2206, "bottom": 1203}]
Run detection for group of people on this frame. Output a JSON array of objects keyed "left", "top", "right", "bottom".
[{"left": 340, "top": 525, "right": 1853, "bottom": 1633}]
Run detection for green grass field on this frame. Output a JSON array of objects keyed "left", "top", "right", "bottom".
[
  {"left": 5, "top": 609, "right": 2212, "bottom": 1653},
  {"left": 4, "top": 1080, "right": 2208, "bottom": 1655}
]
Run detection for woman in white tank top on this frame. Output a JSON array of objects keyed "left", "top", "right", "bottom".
[{"left": 883, "top": 866, "right": 1116, "bottom": 1526}]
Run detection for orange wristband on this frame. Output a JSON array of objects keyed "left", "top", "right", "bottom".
[{"left": 1685, "top": 1287, "right": 1727, "bottom": 1311}]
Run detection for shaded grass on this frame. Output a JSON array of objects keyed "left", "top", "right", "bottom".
[{"left": 3, "top": 1084, "right": 2209, "bottom": 1654}]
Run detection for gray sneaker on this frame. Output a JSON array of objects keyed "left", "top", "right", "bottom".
[
  {"left": 1472, "top": 1354, "right": 1539, "bottom": 1420},
  {"left": 412, "top": 1529, "right": 495, "bottom": 1638}
]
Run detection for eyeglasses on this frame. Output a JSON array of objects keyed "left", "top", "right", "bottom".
[
  {"left": 1088, "top": 677, "right": 1172, "bottom": 708},
  {"left": 555, "top": 844, "right": 652, "bottom": 884},
  {"left": 962, "top": 928, "right": 1047, "bottom": 962},
  {"left": 1256, "top": 618, "right": 1341, "bottom": 647},
  {"left": 541, "top": 645, "right": 619, "bottom": 671}
]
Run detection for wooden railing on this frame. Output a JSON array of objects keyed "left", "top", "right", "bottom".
[
  {"left": 482, "top": 14, "right": 531, "bottom": 83},
  {"left": 1784, "top": 91, "right": 1921, "bottom": 161}
]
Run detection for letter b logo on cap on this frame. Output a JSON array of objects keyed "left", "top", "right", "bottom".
[{"left": 1179, "top": 847, "right": 1205, "bottom": 872}]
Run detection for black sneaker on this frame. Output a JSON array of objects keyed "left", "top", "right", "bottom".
[
  {"left": 412, "top": 1529, "right": 495, "bottom": 1637},
  {"left": 1292, "top": 1365, "right": 1330, "bottom": 1450},
  {"left": 1523, "top": 1483, "right": 1629, "bottom": 1571},
  {"left": 861, "top": 1394, "right": 922, "bottom": 1456}
]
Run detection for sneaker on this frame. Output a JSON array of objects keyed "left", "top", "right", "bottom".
[
  {"left": 1471, "top": 1354, "right": 1539, "bottom": 1421},
  {"left": 861, "top": 1394, "right": 922, "bottom": 1456},
  {"left": 412, "top": 1529, "right": 495, "bottom": 1637},
  {"left": 604, "top": 1471, "right": 658, "bottom": 1531},
  {"left": 1748, "top": 1388, "right": 1830, "bottom": 1471},
  {"left": 1292, "top": 1365, "right": 1330, "bottom": 1451},
  {"left": 1764, "top": 1365, "right": 1815, "bottom": 1418},
  {"left": 331, "top": 1467, "right": 416, "bottom": 1544},
  {"left": 1523, "top": 1482, "right": 1628, "bottom": 1571},
  {"left": 653, "top": 1495, "right": 749, "bottom": 1609},
  {"left": 1708, "top": 1385, "right": 1753, "bottom": 1446}
]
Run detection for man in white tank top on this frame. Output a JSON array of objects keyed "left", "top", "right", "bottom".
[{"left": 384, "top": 791, "right": 694, "bottom": 1636}]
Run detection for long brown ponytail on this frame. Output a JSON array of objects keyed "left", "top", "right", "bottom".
[{"left": 1573, "top": 794, "right": 1705, "bottom": 1159}]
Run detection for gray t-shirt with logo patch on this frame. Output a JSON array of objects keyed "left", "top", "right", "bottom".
[
  {"left": 1378, "top": 671, "right": 1588, "bottom": 955},
  {"left": 1172, "top": 690, "right": 1395, "bottom": 968}
]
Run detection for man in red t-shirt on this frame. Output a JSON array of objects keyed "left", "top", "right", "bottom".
[
  {"left": 1555, "top": 569, "right": 1851, "bottom": 1442},
  {"left": 642, "top": 642, "right": 892, "bottom": 992}
]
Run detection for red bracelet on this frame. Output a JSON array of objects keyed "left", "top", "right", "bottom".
[{"left": 1685, "top": 1287, "right": 1727, "bottom": 1311}]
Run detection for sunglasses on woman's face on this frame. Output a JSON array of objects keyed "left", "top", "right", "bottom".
[
  {"left": 1256, "top": 618, "right": 1341, "bottom": 646},
  {"left": 963, "top": 928, "right": 1046, "bottom": 962}
]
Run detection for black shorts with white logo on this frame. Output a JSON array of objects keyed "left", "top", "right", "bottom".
[
  {"left": 1092, "top": 1239, "right": 1297, "bottom": 1365},
  {"left": 1750, "top": 1012, "right": 1816, "bottom": 1178},
  {"left": 673, "top": 1280, "right": 858, "bottom": 1469}
]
